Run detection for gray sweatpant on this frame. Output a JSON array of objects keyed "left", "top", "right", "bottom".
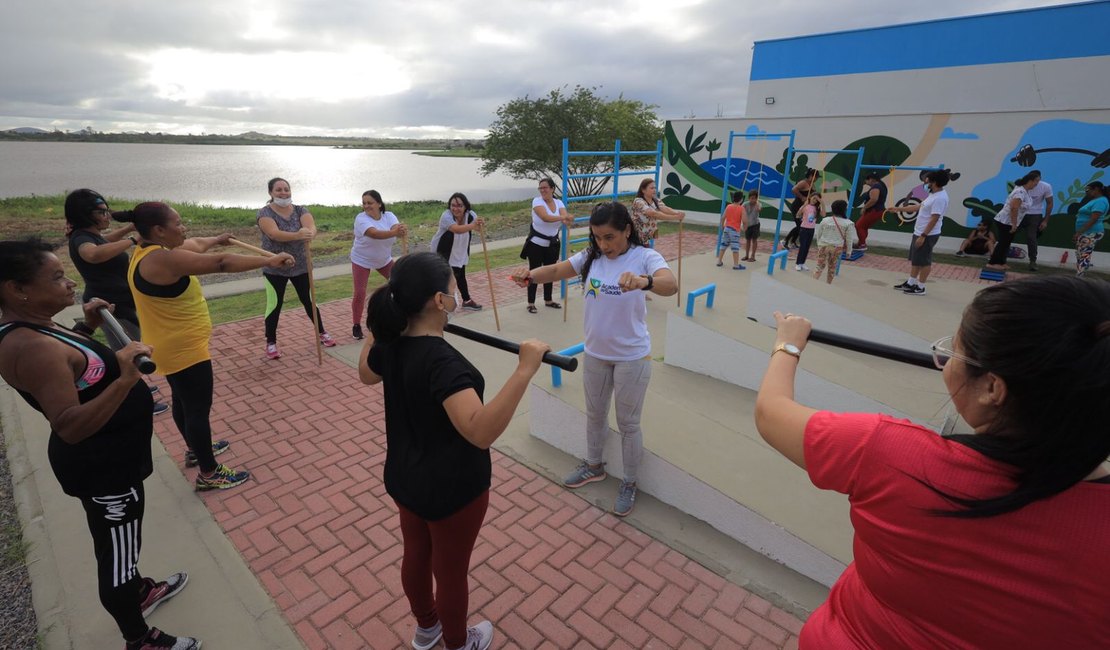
[{"left": 583, "top": 354, "right": 651, "bottom": 483}]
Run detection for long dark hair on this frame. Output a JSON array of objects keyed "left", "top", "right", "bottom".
[
  {"left": 938, "top": 275, "right": 1110, "bottom": 518},
  {"left": 447, "top": 192, "right": 472, "bottom": 218},
  {"left": 365, "top": 252, "right": 452, "bottom": 343},
  {"left": 578, "top": 202, "right": 643, "bottom": 285},
  {"left": 64, "top": 189, "right": 109, "bottom": 232},
  {"left": 362, "top": 189, "right": 387, "bottom": 213},
  {"left": 111, "top": 202, "right": 175, "bottom": 239}
]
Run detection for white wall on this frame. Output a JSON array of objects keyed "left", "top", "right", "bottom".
[{"left": 745, "top": 55, "right": 1108, "bottom": 118}]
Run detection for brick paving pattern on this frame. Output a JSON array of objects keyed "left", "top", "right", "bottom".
[{"left": 152, "top": 233, "right": 994, "bottom": 649}]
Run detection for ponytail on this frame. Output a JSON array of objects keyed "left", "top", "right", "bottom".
[
  {"left": 111, "top": 202, "right": 173, "bottom": 239},
  {"left": 366, "top": 252, "right": 452, "bottom": 343}
]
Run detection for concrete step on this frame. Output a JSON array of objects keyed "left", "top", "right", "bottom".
[{"left": 530, "top": 355, "right": 851, "bottom": 588}]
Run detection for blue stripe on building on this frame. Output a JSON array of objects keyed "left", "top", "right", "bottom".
[{"left": 751, "top": 1, "right": 1110, "bottom": 81}]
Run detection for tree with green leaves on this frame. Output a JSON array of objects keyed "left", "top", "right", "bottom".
[{"left": 480, "top": 86, "right": 662, "bottom": 198}]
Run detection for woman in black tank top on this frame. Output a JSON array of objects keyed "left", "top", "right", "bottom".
[{"left": 0, "top": 238, "right": 201, "bottom": 649}]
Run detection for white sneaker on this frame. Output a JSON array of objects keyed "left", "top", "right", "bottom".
[
  {"left": 449, "top": 620, "right": 493, "bottom": 650},
  {"left": 795, "top": 264, "right": 802, "bottom": 271},
  {"left": 800, "top": 264, "right": 810, "bottom": 271}
]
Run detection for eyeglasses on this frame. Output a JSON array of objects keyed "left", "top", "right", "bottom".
[{"left": 931, "top": 336, "right": 982, "bottom": 370}]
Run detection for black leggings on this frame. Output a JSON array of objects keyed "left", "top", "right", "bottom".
[
  {"left": 525, "top": 240, "right": 560, "bottom": 304},
  {"left": 988, "top": 223, "right": 1017, "bottom": 266},
  {"left": 264, "top": 273, "right": 324, "bottom": 343},
  {"left": 166, "top": 360, "right": 216, "bottom": 472},
  {"left": 80, "top": 484, "right": 149, "bottom": 642},
  {"left": 452, "top": 266, "right": 471, "bottom": 302}
]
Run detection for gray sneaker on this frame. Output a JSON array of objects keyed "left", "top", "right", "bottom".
[
  {"left": 412, "top": 621, "right": 442, "bottom": 650},
  {"left": 614, "top": 481, "right": 637, "bottom": 517},
  {"left": 449, "top": 620, "right": 493, "bottom": 650},
  {"left": 563, "top": 461, "right": 607, "bottom": 488}
]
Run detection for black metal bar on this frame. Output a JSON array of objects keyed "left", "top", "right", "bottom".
[
  {"left": 808, "top": 328, "right": 938, "bottom": 371},
  {"left": 444, "top": 323, "right": 578, "bottom": 371}
]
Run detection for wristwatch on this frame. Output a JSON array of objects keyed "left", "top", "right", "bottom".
[
  {"left": 128, "top": 235, "right": 138, "bottom": 245},
  {"left": 640, "top": 274, "right": 654, "bottom": 291},
  {"left": 772, "top": 342, "right": 801, "bottom": 359}
]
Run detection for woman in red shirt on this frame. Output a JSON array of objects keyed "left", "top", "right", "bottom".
[{"left": 755, "top": 275, "right": 1110, "bottom": 649}]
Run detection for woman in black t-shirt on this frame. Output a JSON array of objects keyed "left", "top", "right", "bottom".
[
  {"left": 357, "top": 252, "right": 549, "bottom": 650},
  {"left": 64, "top": 189, "right": 168, "bottom": 416},
  {"left": 0, "top": 238, "right": 199, "bottom": 650}
]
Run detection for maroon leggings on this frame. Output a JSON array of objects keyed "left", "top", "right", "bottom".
[{"left": 396, "top": 491, "right": 489, "bottom": 649}]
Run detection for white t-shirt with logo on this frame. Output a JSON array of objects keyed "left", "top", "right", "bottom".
[
  {"left": 914, "top": 190, "right": 948, "bottom": 236},
  {"left": 531, "top": 197, "right": 565, "bottom": 246},
  {"left": 1026, "top": 180, "right": 1053, "bottom": 215},
  {"left": 568, "top": 245, "right": 669, "bottom": 361},
  {"left": 351, "top": 211, "right": 399, "bottom": 269},
  {"left": 993, "top": 186, "right": 1032, "bottom": 228}
]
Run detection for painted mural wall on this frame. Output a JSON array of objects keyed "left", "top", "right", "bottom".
[{"left": 662, "top": 110, "right": 1110, "bottom": 261}]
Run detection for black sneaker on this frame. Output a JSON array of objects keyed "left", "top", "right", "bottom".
[
  {"left": 152, "top": 402, "right": 169, "bottom": 416},
  {"left": 125, "top": 627, "right": 200, "bottom": 650},
  {"left": 903, "top": 284, "right": 926, "bottom": 296},
  {"left": 1028, "top": 263, "right": 1038, "bottom": 272},
  {"left": 954, "top": 251, "right": 967, "bottom": 258},
  {"left": 893, "top": 281, "right": 912, "bottom": 290},
  {"left": 352, "top": 324, "right": 364, "bottom": 340}
]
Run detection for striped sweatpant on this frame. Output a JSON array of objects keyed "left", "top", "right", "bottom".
[{"left": 80, "top": 484, "right": 148, "bottom": 641}]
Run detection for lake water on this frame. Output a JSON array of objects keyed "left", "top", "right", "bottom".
[{"left": 0, "top": 141, "right": 540, "bottom": 207}]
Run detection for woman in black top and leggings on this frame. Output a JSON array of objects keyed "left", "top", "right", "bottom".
[
  {"left": 64, "top": 188, "right": 168, "bottom": 416},
  {"left": 357, "top": 252, "right": 549, "bottom": 650},
  {"left": 0, "top": 238, "right": 198, "bottom": 650}
]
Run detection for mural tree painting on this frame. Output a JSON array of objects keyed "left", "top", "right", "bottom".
[{"left": 480, "top": 85, "right": 661, "bottom": 198}]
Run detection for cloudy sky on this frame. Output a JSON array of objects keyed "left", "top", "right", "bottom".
[{"left": 0, "top": 0, "right": 1076, "bottom": 138}]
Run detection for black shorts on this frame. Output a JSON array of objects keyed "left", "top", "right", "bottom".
[
  {"left": 909, "top": 234, "right": 940, "bottom": 266},
  {"left": 745, "top": 224, "right": 761, "bottom": 240}
]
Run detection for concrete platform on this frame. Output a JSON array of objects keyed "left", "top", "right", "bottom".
[{"left": 525, "top": 250, "right": 979, "bottom": 587}]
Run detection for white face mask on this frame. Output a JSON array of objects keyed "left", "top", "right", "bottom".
[
  {"left": 441, "top": 289, "right": 462, "bottom": 322},
  {"left": 272, "top": 197, "right": 292, "bottom": 208}
]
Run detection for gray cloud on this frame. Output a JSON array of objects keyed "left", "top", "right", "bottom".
[{"left": 0, "top": 0, "right": 1076, "bottom": 137}]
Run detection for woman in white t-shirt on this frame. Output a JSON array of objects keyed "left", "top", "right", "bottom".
[
  {"left": 351, "top": 189, "right": 407, "bottom": 340},
  {"left": 520, "top": 177, "right": 573, "bottom": 314},
  {"left": 985, "top": 174, "right": 1038, "bottom": 270},
  {"left": 512, "top": 202, "right": 677, "bottom": 517},
  {"left": 430, "top": 192, "right": 484, "bottom": 311}
]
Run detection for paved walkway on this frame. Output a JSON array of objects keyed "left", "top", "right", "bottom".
[
  {"left": 148, "top": 231, "right": 812, "bottom": 649},
  {"left": 15, "top": 231, "right": 1010, "bottom": 649}
]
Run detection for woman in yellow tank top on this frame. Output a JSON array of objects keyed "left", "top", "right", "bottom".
[{"left": 117, "top": 202, "right": 293, "bottom": 492}]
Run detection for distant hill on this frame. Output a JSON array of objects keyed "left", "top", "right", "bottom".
[{"left": 0, "top": 128, "right": 485, "bottom": 151}]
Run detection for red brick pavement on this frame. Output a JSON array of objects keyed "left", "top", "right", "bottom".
[{"left": 152, "top": 233, "right": 991, "bottom": 649}]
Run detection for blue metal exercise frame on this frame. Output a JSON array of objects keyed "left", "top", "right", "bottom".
[
  {"left": 766, "top": 146, "right": 866, "bottom": 276},
  {"left": 685, "top": 283, "right": 716, "bottom": 317},
  {"left": 558, "top": 138, "right": 663, "bottom": 299},
  {"left": 716, "top": 130, "right": 796, "bottom": 261},
  {"left": 550, "top": 342, "right": 586, "bottom": 387}
]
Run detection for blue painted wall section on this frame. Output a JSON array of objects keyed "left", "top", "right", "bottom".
[{"left": 751, "top": 1, "right": 1110, "bottom": 80}]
